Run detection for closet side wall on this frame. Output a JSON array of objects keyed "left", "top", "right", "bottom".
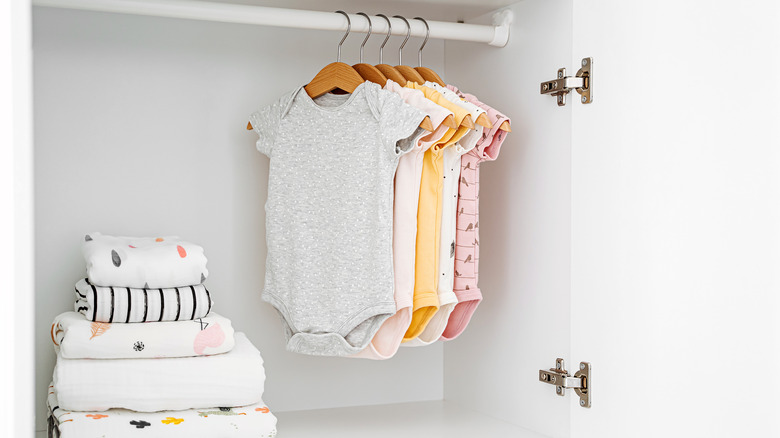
[
  {"left": 32, "top": 8, "right": 446, "bottom": 432},
  {"left": 442, "top": 1, "right": 573, "bottom": 438},
  {"left": 4, "top": 0, "right": 35, "bottom": 437}
]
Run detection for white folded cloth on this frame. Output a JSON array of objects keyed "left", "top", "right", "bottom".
[
  {"left": 82, "top": 232, "right": 209, "bottom": 288},
  {"left": 75, "top": 278, "right": 213, "bottom": 323},
  {"left": 47, "top": 383, "right": 277, "bottom": 438},
  {"left": 52, "top": 311, "right": 235, "bottom": 359},
  {"left": 53, "top": 332, "right": 264, "bottom": 412}
]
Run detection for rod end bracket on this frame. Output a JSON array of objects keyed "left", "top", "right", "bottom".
[{"left": 489, "top": 9, "right": 513, "bottom": 47}]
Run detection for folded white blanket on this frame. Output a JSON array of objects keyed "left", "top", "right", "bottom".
[
  {"left": 82, "top": 232, "right": 209, "bottom": 288},
  {"left": 75, "top": 278, "right": 213, "bottom": 323},
  {"left": 52, "top": 311, "right": 235, "bottom": 359},
  {"left": 48, "top": 383, "right": 277, "bottom": 438},
  {"left": 53, "top": 332, "right": 264, "bottom": 412}
]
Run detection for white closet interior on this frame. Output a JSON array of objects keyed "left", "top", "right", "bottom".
[
  {"left": 32, "top": 0, "right": 569, "bottom": 436},
  {"left": 19, "top": 0, "right": 780, "bottom": 436}
]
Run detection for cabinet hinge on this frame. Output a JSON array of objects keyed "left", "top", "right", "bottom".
[
  {"left": 539, "top": 358, "right": 591, "bottom": 408},
  {"left": 540, "top": 57, "right": 593, "bottom": 106}
]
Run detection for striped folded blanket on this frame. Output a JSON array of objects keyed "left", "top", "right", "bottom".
[{"left": 75, "top": 278, "right": 213, "bottom": 323}]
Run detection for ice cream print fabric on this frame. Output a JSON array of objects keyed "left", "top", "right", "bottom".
[
  {"left": 82, "top": 232, "right": 208, "bottom": 289},
  {"left": 48, "top": 383, "right": 277, "bottom": 438}
]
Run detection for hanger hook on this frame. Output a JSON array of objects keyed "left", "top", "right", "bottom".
[
  {"left": 356, "top": 13, "right": 371, "bottom": 64},
  {"left": 376, "top": 14, "right": 391, "bottom": 64},
  {"left": 335, "top": 10, "right": 351, "bottom": 63},
  {"left": 393, "top": 15, "right": 411, "bottom": 65},
  {"left": 413, "top": 17, "right": 429, "bottom": 67}
]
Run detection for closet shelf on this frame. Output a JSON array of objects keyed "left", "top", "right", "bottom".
[
  {"left": 32, "top": 0, "right": 514, "bottom": 47},
  {"left": 274, "top": 400, "right": 547, "bottom": 438}
]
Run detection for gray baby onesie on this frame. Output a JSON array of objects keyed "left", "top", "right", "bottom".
[{"left": 250, "top": 82, "right": 426, "bottom": 356}]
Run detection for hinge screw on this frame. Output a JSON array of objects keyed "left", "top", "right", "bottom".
[
  {"left": 580, "top": 399, "right": 585, "bottom": 406},
  {"left": 556, "top": 387, "right": 562, "bottom": 394},
  {"left": 582, "top": 59, "right": 587, "bottom": 66},
  {"left": 581, "top": 96, "right": 587, "bottom": 103},
  {"left": 580, "top": 363, "right": 585, "bottom": 370},
  {"left": 558, "top": 71, "right": 563, "bottom": 78},
  {"left": 557, "top": 363, "right": 562, "bottom": 370},
  {"left": 543, "top": 84, "right": 548, "bottom": 91}
]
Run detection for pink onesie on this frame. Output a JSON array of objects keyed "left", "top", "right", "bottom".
[
  {"left": 441, "top": 85, "right": 510, "bottom": 341},
  {"left": 351, "top": 80, "right": 453, "bottom": 359}
]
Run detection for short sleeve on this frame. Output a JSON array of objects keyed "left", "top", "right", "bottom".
[
  {"left": 478, "top": 105, "right": 511, "bottom": 161},
  {"left": 377, "top": 89, "right": 426, "bottom": 156},
  {"left": 249, "top": 91, "right": 294, "bottom": 157}
]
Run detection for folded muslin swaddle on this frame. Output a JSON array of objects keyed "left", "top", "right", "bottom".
[
  {"left": 52, "top": 311, "right": 235, "bottom": 359},
  {"left": 53, "top": 332, "right": 264, "bottom": 412},
  {"left": 75, "top": 278, "right": 213, "bottom": 323},
  {"left": 82, "top": 232, "right": 208, "bottom": 288},
  {"left": 48, "top": 383, "right": 277, "bottom": 438}
]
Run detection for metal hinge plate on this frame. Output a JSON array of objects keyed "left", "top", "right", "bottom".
[
  {"left": 539, "top": 358, "right": 591, "bottom": 408},
  {"left": 540, "top": 57, "right": 593, "bottom": 106}
]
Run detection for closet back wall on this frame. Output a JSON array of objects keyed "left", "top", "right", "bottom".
[{"left": 33, "top": 7, "right": 446, "bottom": 432}]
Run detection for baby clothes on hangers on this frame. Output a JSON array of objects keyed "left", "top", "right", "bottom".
[
  {"left": 402, "top": 82, "right": 473, "bottom": 342},
  {"left": 441, "top": 85, "right": 511, "bottom": 341},
  {"left": 250, "top": 82, "right": 426, "bottom": 356},
  {"left": 352, "top": 80, "right": 454, "bottom": 360},
  {"left": 405, "top": 83, "right": 487, "bottom": 346}
]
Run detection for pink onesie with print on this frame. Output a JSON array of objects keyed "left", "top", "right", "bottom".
[{"left": 441, "top": 85, "right": 510, "bottom": 341}]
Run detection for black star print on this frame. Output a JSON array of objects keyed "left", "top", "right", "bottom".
[{"left": 194, "top": 318, "right": 209, "bottom": 330}]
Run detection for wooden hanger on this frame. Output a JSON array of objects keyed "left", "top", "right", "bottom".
[
  {"left": 247, "top": 11, "right": 360, "bottom": 131},
  {"left": 303, "top": 12, "right": 367, "bottom": 99},
  {"left": 352, "top": 13, "right": 388, "bottom": 86},
  {"left": 416, "top": 66, "right": 445, "bottom": 87},
  {"left": 374, "top": 14, "right": 409, "bottom": 85},
  {"left": 461, "top": 114, "right": 475, "bottom": 129},
  {"left": 411, "top": 17, "right": 445, "bottom": 87},
  {"left": 393, "top": 16, "right": 427, "bottom": 84},
  {"left": 347, "top": 13, "right": 430, "bottom": 131},
  {"left": 250, "top": 12, "right": 432, "bottom": 132},
  {"left": 475, "top": 113, "right": 492, "bottom": 129},
  {"left": 440, "top": 115, "right": 457, "bottom": 129}
]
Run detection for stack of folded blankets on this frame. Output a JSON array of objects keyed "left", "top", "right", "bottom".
[{"left": 48, "top": 232, "right": 277, "bottom": 438}]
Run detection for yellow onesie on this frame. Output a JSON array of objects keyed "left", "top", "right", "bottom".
[{"left": 403, "top": 82, "right": 473, "bottom": 342}]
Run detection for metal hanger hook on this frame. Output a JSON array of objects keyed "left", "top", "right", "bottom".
[
  {"left": 393, "top": 15, "right": 411, "bottom": 65},
  {"left": 376, "top": 14, "right": 391, "bottom": 64},
  {"left": 413, "top": 17, "right": 430, "bottom": 67},
  {"left": 335, "top": 10, "right": 351, "bottom": 62},
  {"left": 356, "top": 12, "right": 371, "bottom": 64}
]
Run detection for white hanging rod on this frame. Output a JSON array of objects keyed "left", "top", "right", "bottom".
[{"left": 32, "top": 0, "right": 514, "bottom": 47}]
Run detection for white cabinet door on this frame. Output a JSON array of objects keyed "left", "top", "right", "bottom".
[{"left": 569, "top": 1, "right": 780, "bottom": 437}]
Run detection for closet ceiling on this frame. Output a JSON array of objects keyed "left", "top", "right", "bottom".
[{"left": 204, "top": 0, "right": 517, "bottom": 21}]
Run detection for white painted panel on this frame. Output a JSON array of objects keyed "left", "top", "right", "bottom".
[
  {"left": 570, "top": 1, "right": 780, "bottom": 436},
  {"left": 442, "top": 1, "right": 573, "bottom": 437},
  {"left": 2, "top": 0, "right": 35, "bottom": 437},
  {"left": 32, "top": 6, "right": 446, "bottom": 433}
]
